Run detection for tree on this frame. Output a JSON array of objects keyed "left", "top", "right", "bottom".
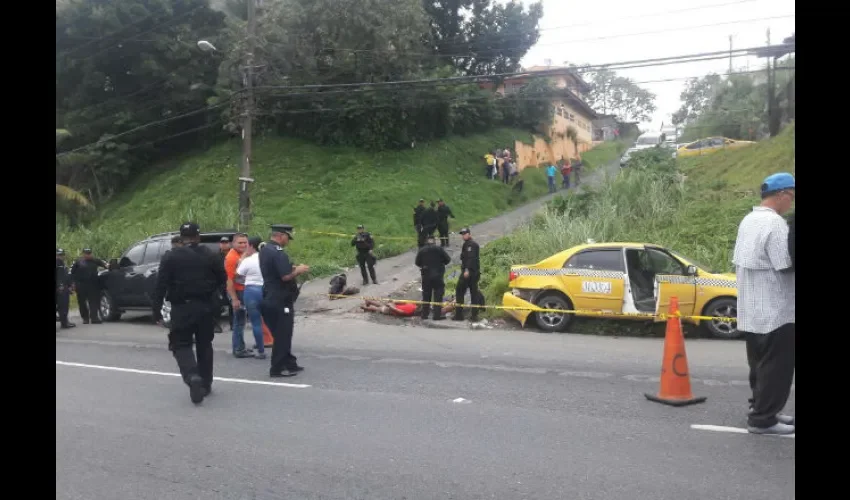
[
  {"left": 55, "top": 129, "right": 93, "bottom": 210},
  {"left": 423, "top": 0, "right": 543, "bottom": 75},
  {"left": 580, "top": 67, "right": 657, "bottom": 122},
  {"left": 672, "top": 74, "right": 723, "bottom": 125}
]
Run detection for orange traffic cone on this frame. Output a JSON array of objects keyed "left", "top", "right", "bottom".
[
  {"left": 644, "top": 297, "right": 707, "bottom": 407},
  {"left": 262, "top": 320, "right": 274, "bottom": 348}
]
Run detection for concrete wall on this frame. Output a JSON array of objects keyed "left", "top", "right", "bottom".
[{"left": 513, "top": 134, "right": 595, "bottom": 171}]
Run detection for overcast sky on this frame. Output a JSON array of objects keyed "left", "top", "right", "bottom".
[{"left": 517, "top": 0, "right": 795, "bottom": 131}]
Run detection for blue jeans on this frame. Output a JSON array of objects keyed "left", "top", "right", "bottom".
[
  {"left": 243, "top": 285, "right": 265, "bottom": 354},
  {"left": 231, "top": 289, "right": 247, "bottom": 353},
  {"left": 547, "top": 176, "right": 556, "bottom": 192}
]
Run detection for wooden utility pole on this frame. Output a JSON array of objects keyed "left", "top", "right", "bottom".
[
  {"left": 728, "top": 35, "right": 733, "bottom": 74},
  {"left": 238, "top": 0, "right": 257, "bottom": 229}
]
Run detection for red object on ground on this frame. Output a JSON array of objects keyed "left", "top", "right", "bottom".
[{"left": 393, "top": 303, "right": 417, "bottom": 316}]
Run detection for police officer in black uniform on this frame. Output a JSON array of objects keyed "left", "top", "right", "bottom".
[
  {"left": 453, "top": 228, "right": 483, "bottom": 322},
  {"left": 56, "top": 249, "right": 75, "bottom": 329},
  {"left": 420, "top": 201, "right": 439, "bottom": 241},
  {"left": 71, "top": 248, "right": 107, "bottom": 324},
  {"left": 414, "top": 235, "right": 452, "bottom": 320},
  {"left": 413, "top": 199, "right": 426, "bottom": 248},
  {"left": 152, "top": 222, "right": 226, "bottom": 404},
  {"left": 259, "top": 224, "right": 310, "bottom": 377},
  {"left": 436, "top": 199, "right": 455, "bottom": 247},
  {"left": 351, "top": 224, "right": 378, "bottom": 285}
]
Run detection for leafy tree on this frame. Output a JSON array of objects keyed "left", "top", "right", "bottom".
[
  {"left": 55, "top": 129, "right": 93, "bottom": 211},
  {"left": 423, "top": 0, "right": 543, "bottom": 75},
  {"left": 579, "top": 67, "right": 657, "bottom": 122}
]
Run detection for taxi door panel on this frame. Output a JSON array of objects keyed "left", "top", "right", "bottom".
[
  {"left": 654, "top": 276, "right": 697, "bottom": 321},
  {"left": 560, "top": 248, "right": 626, "bottom": 315}
]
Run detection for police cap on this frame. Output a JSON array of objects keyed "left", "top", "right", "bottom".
[
  {"left": 459, "top": 228, "right": 470, "bottom": 235},
  {"left": 56, "top": 248, "right": 65, "bottom": 256},
  {"left": 82, "top": 248, "right": 93, "bottom": 254},
  {"left": 179, "top": 221, "right": 200, "bottom": 237},
  {"left": 418, "top": 198, "right": 425, "bottom": 203},
  {"left": 270, "top": 224, "right": 295, "bottom": 240},
  {"left": 357, "top": 224, "right": 364, "bottom": 229},
  {"left": 220, "top": 236, "right": 230, "bottom": 243}
]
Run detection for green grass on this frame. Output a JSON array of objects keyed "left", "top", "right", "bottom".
[
  {"left": 579, "top": 140, "right": 630, "bottom": 173},
  {"left": 58, "top": 128, "right": 584, "bottom": 276},
  {"left": 476, "top": 123, "right": 795, "bottom": 335}
]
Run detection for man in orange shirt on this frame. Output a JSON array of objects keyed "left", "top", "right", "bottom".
[{"left": 225, "top": 233, "right": 253, "bottom": 358}]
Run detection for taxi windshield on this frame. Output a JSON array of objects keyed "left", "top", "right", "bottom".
[{"left": 671, "top": 252, "right": 716, "bottom": 274}]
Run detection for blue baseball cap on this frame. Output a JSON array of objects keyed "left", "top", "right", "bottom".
[{"left": 761, "top": 173, "right": 795, "bottom": 195}]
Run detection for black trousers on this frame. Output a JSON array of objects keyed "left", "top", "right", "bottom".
[
  {"left": 437, "top": 222, "right": 449, "bottom": 247},
  {"left": 416, "top": 226, "right": 426, "bottom": 248},
  {"left": 168, "top": 300, "right": 216, "bottom": 390},
  {"left": 356, "top": 252, "right": 377, "bottom": 282},
  {"left": 745, "top": 323, "right": 795, "bottom": 428},
  {"left": 455, "top": 272, "right": 483, "bottom": 319},
  {"left": 261, "top": 298, "right": 297, "bottom": 373},
  {"left": 57, "top": 288, "right": 71, "bottom": 324},
  {"left": 76, "top": 286, "right": 101, "bottom": 322},
  {"left": 421, "top": 274, "right": 445, "bottom": 319}
]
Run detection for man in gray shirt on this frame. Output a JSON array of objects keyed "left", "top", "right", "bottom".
[{"left": 732, "top": 172, "right": 796, "bottom": 435}]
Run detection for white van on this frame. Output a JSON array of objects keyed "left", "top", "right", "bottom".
[{"left": 620, "top": 132, "right": 663, "bottom": 167}]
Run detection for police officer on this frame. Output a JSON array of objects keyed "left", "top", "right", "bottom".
[
  {"left": 436, "top": 199, "right": 455, "bottom": 247},
  {"left": 259, "top": 224, "right": 310, "bottom": 377},
  {"left": 413, "top": 199, "right": 426, "bottom": 248},
  {"left": 453, "top": 228, "right": 483, "bottom": 322},
  {"left": 351, "top": 224, "right": 378, "bottom": 285},
  {"left": 152, "top": 222, "right": 226, "bottom": 404},
  {"left": 70, "top": 248, "right": 107, "bottom": 324},
  {"left": 414, "top": 235, "right": 451, "bottom": 320},
  {"left": 56, "top": 249, "right": 75, "bottom": 329},
  {"left": 420, "top": 201, "right": 439, "bottom": 241}
]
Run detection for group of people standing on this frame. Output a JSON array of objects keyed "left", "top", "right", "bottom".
[
  {"left": 55, "top": 248, "right": 108, "bottom": 329},
  {"left": 484, "top": 147, "right": 518, "bottom": 184},
  {"left": 413, "top": 198, "right": 456, "bottom": 248},
  {"left": 414, "top": 228, "right": 483, "bottom": 322},
  {"left": 153, "top": 222, "right": 308, "bottom": 404},
  {"left": 546, "top": 157, "right": 583, "bottom": 193}
]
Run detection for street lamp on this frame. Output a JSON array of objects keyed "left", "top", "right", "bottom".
[{"left": 197, "top": 40, "right": 217, "bottom": 52}]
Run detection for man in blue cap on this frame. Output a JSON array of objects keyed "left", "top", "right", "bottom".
[
  {"left": 259, "top": 224, "right": 310, "bottom": 377},
  {"left": 732, "top": 172, "right": 796, "bottom": 435}
]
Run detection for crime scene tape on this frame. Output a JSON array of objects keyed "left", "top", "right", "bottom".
[{"left": 311, "top": 292, "right": 736, "bottom": 323}]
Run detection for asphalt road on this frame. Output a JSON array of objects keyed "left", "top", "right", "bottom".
[{"left": 57, "top": 319, "right": 795, "bottom": 500}]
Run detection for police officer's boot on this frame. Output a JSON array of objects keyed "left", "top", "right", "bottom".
[
  {"left": 470, "top": 310, "right": 479, "bottom": 322},
  {"left": 370, "top": 269, "right": 378, "bottom": 285},
  {"left": 172, "top": 347, "right": 205, "bottom": 404},
  {"left": 452, "top": 306, "right": 465, "bottom": 321}
]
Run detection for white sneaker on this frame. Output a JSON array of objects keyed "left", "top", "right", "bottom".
[
  {"left": 748, "top": 406, "right": 795, "bottom": 425},
  {"left": 747, "top": 422, "right": 795, "bottom": 435}
]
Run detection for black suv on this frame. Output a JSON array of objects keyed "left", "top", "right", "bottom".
[{"left": 98, "top": 230, "right": 235, "bottom": 327}]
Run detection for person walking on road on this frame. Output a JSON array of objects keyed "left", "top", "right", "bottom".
[
  {"left": 259, "top": 224, "right": 310, "bottom": 378},
  {"left": 225, "top": 233, "right": 253, "bottom": 358},
  {"left": 70, "top": 248, "right": 107, "bottom": 324},
  {"left": 56, "top": 248, "right": 75, "bottom": 329},
  {"left": 352, "top": 225, "right": 378, "bottom": 285},
  {"left": 415, "top": 235, "right": 451, "bottom": 320},
  {"left": 560, "top": 158, "right": 572, "bottom": 190},
  {"left": 153, "top": 222, "right": 227, "bottom": 404},
  {"left": 452, "top": 228, "right": 483, "bottom": 322},
  {"left": 436, "top": 199, "right": 455, "bottom": 247},
  {"left": 732, "top": 172, "right": 796, "bottom": 436},
  {"left": 236, "top": 237, "right": 268, "bottom": 359}
]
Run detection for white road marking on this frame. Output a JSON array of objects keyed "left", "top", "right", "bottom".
[
  {"left": 452, "top": 397, "right": 471, "bottom": 404},
  {"left": 55, "top": 361, "right": 311, "bottom": 389},
  {"left": 691, "top": 424, "right": 795, "bottom": 438}
]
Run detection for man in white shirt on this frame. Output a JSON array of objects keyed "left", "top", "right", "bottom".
[{"left": 732, "top": 172, "right": 795, "bottom": 435}]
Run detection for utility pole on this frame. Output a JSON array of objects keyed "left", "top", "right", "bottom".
[
  {"left": 765, "top": 28, "right": 779, "bottom": 137},
  {"left": 728, "top": 35, "right": 733, "bottom": 74},
  {"left": 238, "top": 0, "right": 257, "bottom": 229}
]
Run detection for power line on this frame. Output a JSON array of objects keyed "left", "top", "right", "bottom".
[
  {"left": 56, "top": 10, "right": 156, "bottom": 59},
  {"left": 57, "top": 44, "right": 794, "bottom": 157}
]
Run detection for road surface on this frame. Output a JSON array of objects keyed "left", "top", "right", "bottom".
[{"left": 57, "top": 318, "right": 795, "bottom": 500}]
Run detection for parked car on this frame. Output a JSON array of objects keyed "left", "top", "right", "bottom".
[
  {"left": 620, "top": 132, "right": 664, "bottom": 167},
  {"left": 676, "top": 137, "right": 755, "bottom": 158},
  {"left": 501, "top": 242, "right": 740, "bottom": 339},
  {"left": 99, "top": 230, "right": 235, "bottom": 328}
]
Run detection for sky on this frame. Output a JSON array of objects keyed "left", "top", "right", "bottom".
[{"left": 517, "top": 0, "right": 795, "bottom": 131}]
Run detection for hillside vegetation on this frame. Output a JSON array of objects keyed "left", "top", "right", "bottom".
[
  {"left": 56, "top": 129, "right": 625, "bottom": 276},
  {"left": 476, "top": 122, "right": 795, "bottom": 334}
]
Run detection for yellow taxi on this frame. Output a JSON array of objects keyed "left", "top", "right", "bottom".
[
  {"left": 675, "top": 137, "right": 755, "bottom": 158},
  {"left": 501, "top": 242, "right": 740, "bottom": 338}
]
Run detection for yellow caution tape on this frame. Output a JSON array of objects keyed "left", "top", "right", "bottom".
[{"left": 312, "top": 293, "right": 736, "bottom": 323}]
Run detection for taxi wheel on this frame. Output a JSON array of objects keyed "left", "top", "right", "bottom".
[
  {"left": 700, "top": 297, "right": 741, "bottom": 339},
  {"left": 533, "top": 293, "right": 574, "bottom": 333}
]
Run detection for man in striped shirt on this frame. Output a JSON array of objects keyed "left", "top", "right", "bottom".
[{"left": 732, "top": 172, "right": 796, "bottom": 435}]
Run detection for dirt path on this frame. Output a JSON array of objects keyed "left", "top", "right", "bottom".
[{"left": 296, "top": 160, "right": 622, "bottom": 319}]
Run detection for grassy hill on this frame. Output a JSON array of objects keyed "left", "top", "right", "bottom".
[
  {"left": 57, "top": 128, "right": 625, "bottom": 276},
  {"left": 474, "top": 122, "right": 795, "bottom": 332}
]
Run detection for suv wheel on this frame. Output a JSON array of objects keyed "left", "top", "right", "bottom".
[{"left": 100, "top": 291, "right": 122, "bottom": 322}]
